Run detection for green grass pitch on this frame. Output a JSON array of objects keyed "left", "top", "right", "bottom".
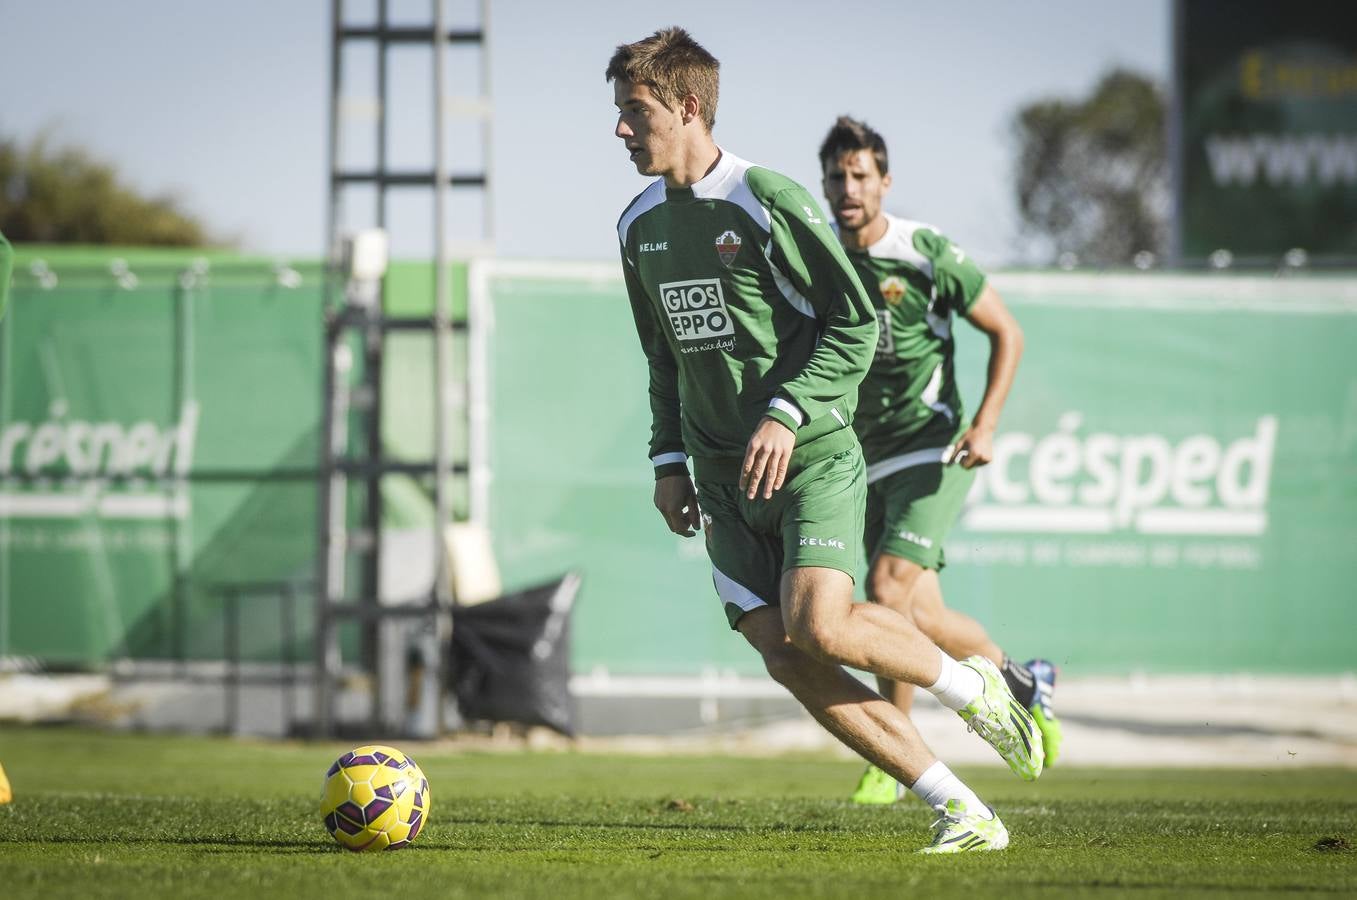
[{"left": 0, "top": 725, "right": 1353, "bottom": 898}]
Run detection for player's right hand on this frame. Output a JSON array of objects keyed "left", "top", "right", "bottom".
[
  {"left": 741, "top": 416, "right": 795, "bottom": 500},
  {"left": 654, "top": 474, "right": 701, "bottom": 537}
]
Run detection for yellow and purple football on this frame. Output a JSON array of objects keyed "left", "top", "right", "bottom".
[{"left": 320, "top": 744, "right": 431, "bottom": 851}]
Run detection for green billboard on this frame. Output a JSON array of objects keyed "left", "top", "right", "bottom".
[
  {"left": 5, "top": 256, "right": 1355, "bottom": 677},
  {"left": 0, "top": 261, "right": 325, "bottom": 664},
  {"left": 1175, "top": 0, "right": 1357, "bottom": 261},
  {"left": 481, "top": 263, "right": 1357, "bottom": 675}
]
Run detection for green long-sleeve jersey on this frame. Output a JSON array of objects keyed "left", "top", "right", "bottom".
[
  {"left": 617, "top": 150, "right": 878, "bottom": 485},
  {"left": 0, "top": 231, "right": 12, "bottom": 321},
  {"left": 842, "top": 214, "right": 987, "bottom": 479}
]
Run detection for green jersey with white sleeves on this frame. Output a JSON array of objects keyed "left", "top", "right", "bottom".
[
  {"left": 842, "top": 214, "right": 987, "bottom": 480},
  {"left": 618, "top": 150, "right": 878, "bottom": 485}
]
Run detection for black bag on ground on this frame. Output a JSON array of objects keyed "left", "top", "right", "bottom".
[{"left": 449, "top": 572, "right": 580, "bottom": 736}]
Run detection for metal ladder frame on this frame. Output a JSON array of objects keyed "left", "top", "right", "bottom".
[{"left": 314, "top": 0, "right": 492, "bottom": 737}]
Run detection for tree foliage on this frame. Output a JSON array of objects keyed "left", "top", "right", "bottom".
[
  {"left": 1013, "top": 70, "right": 1167, "bottom": 266},
  {"left": 0, "top": 131, "right": 212, "bottom": 245}
]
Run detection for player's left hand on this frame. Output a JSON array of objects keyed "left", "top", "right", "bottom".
[
  {"left": 947, "top": 424, "right": 994, "bottom": 469},
  {"left": 741, "top": 416, "right": 796, "bottom": 500}
]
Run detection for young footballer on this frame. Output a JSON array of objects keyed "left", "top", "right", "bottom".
[
  {"left": 818, "top": 116, "right": 1063, "bottom": 804},
  {"left": 610, "top": 29, "right": 1042, "bottom": 852}
]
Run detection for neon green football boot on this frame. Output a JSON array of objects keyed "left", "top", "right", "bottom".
[
  {"left": 918, "top": 799, "right": 1009, "bottom": 853},
  {"left": 1025, "top": 658, "right": 1064, "bottom": 767},
  {"left": 957, "top": 655, "right": 1044, "bottom": 781},
  {"left": 849, "top": 763, "right": 902, "bottom": 805}
]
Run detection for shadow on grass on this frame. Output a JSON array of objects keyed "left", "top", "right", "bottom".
[
  {"left": 432, "top": 815, "right": 897, "bottom": 836},
  {"left": 0, "top": 835, "right": 335, "bottom": 852}
]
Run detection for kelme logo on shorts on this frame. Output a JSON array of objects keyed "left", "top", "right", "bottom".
[
  {"left": 799, "top": 536, "right": 846, "bottom": 550},
  {"left": 660, "top": 278, "right": 735, "bottom": 341}
]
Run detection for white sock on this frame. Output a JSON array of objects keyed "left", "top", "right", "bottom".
[
  {"left": 909, "top": 760, "right": 990, "bottom": 817},
  {"left": 924, "top": 647, "right": 984, "bottom": 711}
]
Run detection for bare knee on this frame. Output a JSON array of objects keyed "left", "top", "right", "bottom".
[
  {"left": 910, "top": 594, "right": 942, "bottom": 634},
  {"left": 758, "top": 641, "right": 808, "bottom": 689},
  {"left": 778, "top": 567, "right": 856, "bottom": 664},
  {"left": 739, "top": 607, "right": 814, "bottom": 688},
  {"left": 782, "top": 608, "right": 848, "bottom": 662},
  {"left": 866, "top": 555, "right": 924, "bottom": 608},
  {"left": 904, "top": 568, "right": 946, "bottom": 636}
]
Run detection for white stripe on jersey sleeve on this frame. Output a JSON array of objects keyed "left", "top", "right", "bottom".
[
  {"left": 617, "top": 178, "right": 668, "bottom": 246},
  {"left": 764, "top": 248, "right": 818, "bottom": 319},
  {"left": 767, "top": 397, "right": 804, "bottom": 426}
]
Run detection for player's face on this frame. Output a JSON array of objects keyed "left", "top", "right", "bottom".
[
  {"left": 614, "top": 80, "right": 685, "bottom": 178},
  {"left": 822, "top": 150, "right": 891, "bottom": 233}
]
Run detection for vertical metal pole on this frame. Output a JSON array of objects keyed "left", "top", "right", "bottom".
[
  {"left": 282, "top": 583, "right": 297, "bottom": 736},
  {"left": 314, "top": 330, "right": 336, "bottom": 737},
  {"left": 431, "top": 0, "right": 453, "bottom": 735},
  {"left": 1168, "top": 0, "right": 1185, "bottom": 268},
  {"left": 467, "top": 1, "right": 492, "bottom": 527},
  {"left": 467, "top": 262, "right": 489, "bottom": 528},
  {"left": 170, "top": 268, "right": 196, "bottom": 676},
  {"left": 315, "top": 0, "right": 345, "bottom": 737},
  {"left": 376, "top": 0, "right": 389, "bottom": 233},
  {"left": 225, "top": 591, "right": 240, "bottom": 736},
  {"left": 325, "top": 0, "right": 344, "bottom": 287},
  {"left": 321, "top": 334, "right": 352, "bottom": 734},
  {"left": 171, "top": 276, "right": 185, "bottom": 672},
  {"left": 480, "top": 0, "right": 493, "bottom": 247},
  {"left": 363, "top": 0, "right": 390, "bottom": 733}
]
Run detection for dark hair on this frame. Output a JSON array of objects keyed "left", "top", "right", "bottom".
[
  {"left": 605, "top": 27, "right": 720, "bottom": 131},
  {"left": 818, "top": 116, "right": 889, "bottom": 176}
]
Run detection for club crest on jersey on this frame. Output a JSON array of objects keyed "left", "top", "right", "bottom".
[
  {"left": 879, "top": 275, "right": 907, "bottom": 306},
  {"left": 714, "top": 230, "right": 742, "bottom": 267}
]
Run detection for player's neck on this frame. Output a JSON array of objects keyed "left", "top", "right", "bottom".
[
  {"left": 839, "top": 214, "right": 889, "bottom": 251},
  {"left": 663, "top": 138, "right": 721, "bottom": 190}
]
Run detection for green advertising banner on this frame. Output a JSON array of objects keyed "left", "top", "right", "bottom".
[
  {"left": 945, "top": 273, "right": 1357, "bottom": 674},
  {"left": 0, "top": 264, "right": 324, "bottom": 665},
  {"left": 482, "top": 263, "right": 1357, "bottom": 676},
  {"left": 0, "top": 250, "right": 472, "bottom": 668},
  {"left": 6, "top": 257, "right": 1354, "bottom": 677},
  {"left": 1175, "top": 0, "right": 1357, "bottom": 261}
]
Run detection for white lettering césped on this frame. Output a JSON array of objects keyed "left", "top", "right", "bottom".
[{"left": 966, "top": 412, "right": 1278, "bottom": 536}]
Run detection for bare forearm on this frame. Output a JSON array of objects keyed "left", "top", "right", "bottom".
[{"left": 973, "top": 325, "right": 1023, "bottom": 432}]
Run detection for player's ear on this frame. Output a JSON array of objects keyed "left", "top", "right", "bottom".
[
  {"left": 681, "top": 93, "right": 701, "bottom": 125},
  {"left": 882, "top": 171, "right": 893, "bottom": 192}
]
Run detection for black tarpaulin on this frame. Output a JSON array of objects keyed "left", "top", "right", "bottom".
[{"left": 449, "top": 571, "right": 580, "bottom": 736}]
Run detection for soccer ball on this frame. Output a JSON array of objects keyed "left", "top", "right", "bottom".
[{"left": 320, "top": 745, "right": 431, "bottom": 852}]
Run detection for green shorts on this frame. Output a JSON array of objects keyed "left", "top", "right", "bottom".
[
  {"left": 864, "top": 451, "right": 976, "bottom": 571},
  {"left": 697, "top": 448, "right": 866, "bottom": 629}
]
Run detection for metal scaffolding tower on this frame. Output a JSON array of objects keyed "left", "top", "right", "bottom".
[{"left": 314, "top": 0, "right": 491, "bottom": 736}]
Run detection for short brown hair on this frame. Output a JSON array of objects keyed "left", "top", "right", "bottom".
[
  {"left": 818, "top": 116, "right": 889, "bottom": 176},
  {"left": 605, "top": 27, "right": 720, "bottom": 132}
]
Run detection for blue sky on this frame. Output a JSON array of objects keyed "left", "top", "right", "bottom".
[{"left": 0, "top": 0, "right": 1167, "bottom": 265}]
